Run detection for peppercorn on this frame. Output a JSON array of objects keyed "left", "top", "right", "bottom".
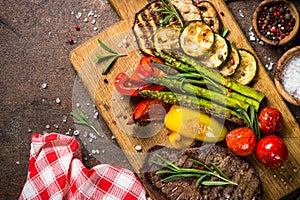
[{"left": 257, "top": 2, "right": 295, "bottom": 42}]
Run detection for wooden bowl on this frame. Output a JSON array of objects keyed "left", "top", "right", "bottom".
[
  {"left": 252, "top": 0, "right": 299, "bottom": 46},
  {"left": 274, "top": 46, "right": 300, "bottom": 106}
]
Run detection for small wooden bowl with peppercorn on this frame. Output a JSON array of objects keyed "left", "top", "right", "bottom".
[
  {"left": 274, "top": 46, "right": 300, "bottom": 106},
  {"left": 252, "top": 0, "right": 299, "bottom": 46}
]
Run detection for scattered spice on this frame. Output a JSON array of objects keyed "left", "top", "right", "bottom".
[
  {"left": 257, "top": 3, "right": 296, "bottom": 43},
  {"left": 75, "top": 25, "right": 80, "bottom": 31}
]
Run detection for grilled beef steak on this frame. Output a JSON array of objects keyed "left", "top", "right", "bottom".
[{"left": 140, "top": 145, "right": 263, "bottom": 200}]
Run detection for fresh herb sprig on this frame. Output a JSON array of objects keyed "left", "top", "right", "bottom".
[
  {"left": 70, "top": 107, "right": 100, "bottom": 136},
  {"left": 94, "top": 39, "right": 126, "bottom": 75},
  {"left": 236, "top": 104, "right": 261, "bottom": 139},
  {"left": 154, "top": 0, "right": 184, "bottom": 27},
  {"left": 151, "top": 154, "right": 238, "bottom": 186}
]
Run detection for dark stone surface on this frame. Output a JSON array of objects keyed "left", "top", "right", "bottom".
[{"left": 0, "top": 0, "right": 299, "bottom": 199}]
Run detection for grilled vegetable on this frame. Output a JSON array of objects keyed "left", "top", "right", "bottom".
[
  {"left": 132, "top": 1, "right": 164, "bottom": 55},
  {"left": 231, "top": 49, "right": 258, "bottom": 85},
  {"left": 127, "top": 98, "right": 171, "bottom": 125},
  {"left": 165, "top": 105, "right": 228, "bottom": 142},
  {"left": 179, "top": 20, "right": 215, "bottom": 57},
  {"left": 170, "top": 0, "right": 202, "bottom": 22},
  {"left": 193, "top": 0, "right": 223, "bottom": 33},
  {"left": 220, "top": 43, "right": 241, "bottom": 76},
  {"left": 138, "top": 90, "right": 244, "bottom": 125},
  {"left": 144, "top": 76, "right": 250, "bottom": 111},
  {"left": 199, "top": 33, "right": 230, "bottom": 68},
  {"left": 168, "top": 131, "right": 195, "bottom": 149},
  {"left": 158, "top": 50, "right": 265, "bottom": 102},
  {"left": 153, "top": 25, "right": 181, "bottom": 53}
]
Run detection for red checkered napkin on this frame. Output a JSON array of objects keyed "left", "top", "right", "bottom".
[{"left": 19, "top": 133, "right": 148, "bottom": 200}]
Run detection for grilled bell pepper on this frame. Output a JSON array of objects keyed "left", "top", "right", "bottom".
[
  {"left": 164, "top": 105, "right": 228, "bottom": 142},
  {"left": 127, "top": 98, "right": 171, "bottom": 124},
  {"left": 114, "top": 72, "right": 164, "bottom": 96}
]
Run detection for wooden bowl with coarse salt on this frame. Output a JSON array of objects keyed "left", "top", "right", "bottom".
[
  {"left": 274, "top": 46, "right": 300, "bottom": 106},
  {"left": 252, "top": 0, "right": 299, "bottom": 46}
]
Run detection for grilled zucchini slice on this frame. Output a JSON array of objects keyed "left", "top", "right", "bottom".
[
  {"left": 199, "top": 33, "right": 230, "bottom": 68},
  {"left": 179, "top": 21, "right": 215, "bottom": 57},
  {"left": 231, "top": 49, "right": 257, "bottom": 85},
  {"left": 153, "top": 25, "right": 181, "bottom": 53},
  {"left": 220, "top": 43, "right": 240, "bottom": 76}
]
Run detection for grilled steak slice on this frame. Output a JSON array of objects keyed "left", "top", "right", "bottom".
[{"left": 140, "top": 145, "right": 263, "bottom": 200}]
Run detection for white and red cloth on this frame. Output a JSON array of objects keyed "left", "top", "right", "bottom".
[{"left": 19, "top": 133, "right": 148, "bottom": 200}]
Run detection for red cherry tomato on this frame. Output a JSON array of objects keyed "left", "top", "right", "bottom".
[
  {"left": 258, "top": 107, "right": 283, "bottom": 135},
  {"left": 226, "top": 127, "right": 257, "bottom": 156},
  {"left": 255, "top": 135, "right": 288, "bottom": 168}
]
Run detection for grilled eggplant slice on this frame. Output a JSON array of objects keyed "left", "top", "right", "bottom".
[
  {"left": 199, "top": 33, "right": 230, "bottom": 68},
  {"left": 153, "top": 25, "right": 181, "bottom": 53},
  {"left": 170, "top": 0, "right": 202, "bottom": 22},
  {"left": 179, "top": 20, "right": 215, "bottom": 57},
  {"left": 132, "top": 1, "right": 164, "bottom": 55},
  {"left": 192, "top": 0, "right": 223, "bottom": 33},
  {"left": 220, "top": 43, "right": 241, "bottom": 76}
]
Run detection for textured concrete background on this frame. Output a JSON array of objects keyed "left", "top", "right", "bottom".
[{"left": 0, "top": 0, "right": 299, "bottom": 199}]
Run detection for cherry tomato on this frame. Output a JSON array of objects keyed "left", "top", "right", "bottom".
[
  {"left": 258, "top": 107, "right": 283, "bottom": 135},
  {"left": 226, "top": 127, "right": 257, "bottom": 156},
  {"left": 255, "top": 135, "right": 288, "bottom": 168}
]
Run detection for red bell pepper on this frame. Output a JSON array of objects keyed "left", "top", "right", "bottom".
[
  {"left": 130, "top": 56, "right": 165, "bottom": 83},
  {"left": 127, "top": 98, "right": 171, "bottom": 125},
  {"left": 114, "top": 72, "right": 164, "bottom": 96}
]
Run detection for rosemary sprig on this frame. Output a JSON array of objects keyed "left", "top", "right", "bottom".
[
  {"left": 94, "top": 39, "right": 126, "bottom": 75},
  {"left": 154, "top": 0, "right": 184, "bottom": 27},
  {"left": 151, "top": 154, "right": 238, "bottom": 186},
  {"left": 70, "top": 107, "right": 101, "bottom": 136},
  {"left": 236, "top": 104, "right": 261, "bottom": 139}
]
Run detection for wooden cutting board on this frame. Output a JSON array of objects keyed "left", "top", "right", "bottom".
[{"left": 69, "top": 0, "right": 300, "bottom": 199}]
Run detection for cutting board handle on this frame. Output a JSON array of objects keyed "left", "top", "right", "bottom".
[{"left": 109, "top": 0, "right": 149, "bottom": 19}]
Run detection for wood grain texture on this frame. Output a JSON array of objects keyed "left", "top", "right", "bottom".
[{"left": 69, "top": 0, "right": 300, "bottom": 199}]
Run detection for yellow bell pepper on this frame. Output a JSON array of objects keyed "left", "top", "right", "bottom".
[
  {"left": 164, "top": 105, "right": 228, "bottom": 142},
  {"left": 168, "top": 131, "right": 195, "bottom": 149}
]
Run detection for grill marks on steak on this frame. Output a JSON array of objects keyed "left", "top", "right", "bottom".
[{"left": 140, "top": 145, "right": 263, "bottom": 200}]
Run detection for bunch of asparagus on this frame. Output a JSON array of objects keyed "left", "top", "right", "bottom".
[{"left": 137, "top": 51, "right": 265, "bottom": 125}]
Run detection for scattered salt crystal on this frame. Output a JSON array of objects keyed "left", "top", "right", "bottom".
[
  {"left": 293, "top": 168, "right": 298, "bottom": 173},
  {"left": 93, "top": 112, "right": 99, "bottom": 119},
  {"left": 56, "top": 98, "right": 61, "bottom": 104},
  {"left": 76, "top": 103, "right": 80, "bottom": 107},
  {"left": 239, "top": 10, "right": 244, "bottom": 18},
  {"left": 76, "top": 12, "right": 82, "bottom": 19},
  {"left": 91, "top": 19, "right": 96, "bottom": 25},
  {"left": 41, "top": 83, "right": 47, "bottom": 89},
  {"left": 53, "top": 124, "right": 59, "bottom": 129},
  {"left": 111, "top": 135, "right": 116, "bottom": 140},
  {"left": 73, "top": 130, "right": 80, "bottom": 136},
  {"left": 249, "top": 35, "right": 256, "bottom": 41},
  {"left": 62, "top": 115, "right": 68, "bottom": 123},
  {"left": 93, "top": 27, "right": 98, "bottom": 31},
  {"left": 71, "top": 11, "right": 74, "bottom": 15},
  {"left": 46, "top": 125, "right": 50, "bottom": 129},
  {"left": 88, "top": 11, "right": 94, "bottom": 17},
  {"left": 16, "top": 161, "right": 20, "bottom": 165},
  {"left": 281, "top": 55, "right": 300, "bottom": 100},
  {"left": 65, "top": 131, "right": 70, "bottom": 135},
  {"left": 102, "top": 150, "right": 105, "bottom": 153},
  {"left": 258, "top": 40, "right": 265, "bottom": 45},
  {"left": 83, "top": 18, "right": 88, "bottom": 23},
  {"left": 28, "top": 129, "right": 32, "bottom": 133},
  {"left": 135, "top": 145, "right": 142, "bottom": 151}
]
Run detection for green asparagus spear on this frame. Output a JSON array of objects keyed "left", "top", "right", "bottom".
[
  {"left": 144, "top": 76, "right": 250, "bottom": 111},
  {"left": 138, "top": 90, "right": 244, "bottom": 125},
  {"left": 159, "top": 50, "right": 265, "bottom": 102},
  {"left": 166, "top": 75, "right": 260, "bottom": 111}
]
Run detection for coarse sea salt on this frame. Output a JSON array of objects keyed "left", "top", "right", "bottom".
[{"left": 281, "top": 55, "right": 300, "bottom": 100}]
